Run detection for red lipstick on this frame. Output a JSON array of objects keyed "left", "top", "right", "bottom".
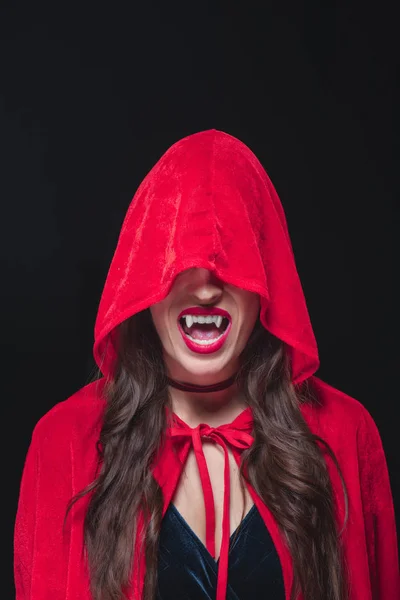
[{"left": 177, "top": 307, "right": 232, "bottom": 354}]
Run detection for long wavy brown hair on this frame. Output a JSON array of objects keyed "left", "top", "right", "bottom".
[{"left": 67, "top": 308, "right": 349, "bottom": 600}]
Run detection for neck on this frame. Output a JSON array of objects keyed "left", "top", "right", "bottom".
[
  {"left": 167, "top": 382, "right": 247, "bottom": 428},
  {"left": 166, "top": 373, "right": 237, "bottom": 393}
]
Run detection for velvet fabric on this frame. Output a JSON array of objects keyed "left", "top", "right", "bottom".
[
  {"left": 156, "top": 502, "right": 285, "bottom": 599},
  {"left": 14, "top": 130, "right": 399, "bottom": 599},
  {"left": 92, "top": 129, "right": 319, "bottom": 385}
]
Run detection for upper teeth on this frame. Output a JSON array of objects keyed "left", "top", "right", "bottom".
[{"left": 182, "top": 314, "right": 224, "bottom": 328}]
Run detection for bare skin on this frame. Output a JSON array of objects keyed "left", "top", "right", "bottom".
[
  {"left": 172, "top": 435, "right": 254, "bottom": 560},
  {"left": 169, "top": 385, "right": 254, "bottom": 560}
]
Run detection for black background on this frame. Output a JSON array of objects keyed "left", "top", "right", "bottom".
[{"left": 2, "top": 2, "right": 398, "bottom": 595}]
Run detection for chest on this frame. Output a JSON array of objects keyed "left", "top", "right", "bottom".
[{"left": 171, "top": 442, "right": 254, "bottom": 560}]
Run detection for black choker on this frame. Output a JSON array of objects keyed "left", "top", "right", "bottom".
[{"left": 166, "top": 374, "right": 237, "bottom": 393}]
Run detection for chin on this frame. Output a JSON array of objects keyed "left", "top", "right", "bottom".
[{"left": 171, "top": 352, "right": 234, "bottom": 381}]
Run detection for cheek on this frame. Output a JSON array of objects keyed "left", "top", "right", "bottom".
[
  {"left": 239, "top": 297, "right": 260, "bottom": 336},
  {"left": 240, "top": 320, "right": 257, "bottom": 345},
  {"left": 149, "top": 306, "right": 175, "bottom": 349},
  {"left": 243, "top": 294, "right": 260, "bottom": 319}
]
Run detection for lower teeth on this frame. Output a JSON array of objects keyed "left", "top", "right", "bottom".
[{"left": 185, "top": 332, "right": 225, "bottom": 345}]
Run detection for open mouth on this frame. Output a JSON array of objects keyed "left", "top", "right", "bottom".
[{"left": 179, "top": 315, "right": 230, "bottom": 346}]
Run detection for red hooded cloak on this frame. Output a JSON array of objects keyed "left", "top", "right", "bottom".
[{"left": 14, "top": 130, "right": 399, "bottom": 599}]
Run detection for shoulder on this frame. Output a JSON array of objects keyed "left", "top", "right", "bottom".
[
  {"left": 30, "top": 378, "right": 107, "bottom": 454},
  {"left": 303, "top": 377, "right": 394, "bottom": 510},
  {"left": 301, "top": 375, "right": 381, "bottom": 445}
]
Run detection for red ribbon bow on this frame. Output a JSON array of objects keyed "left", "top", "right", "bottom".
[{"left": 168, "top": 410, "right": 254, "bottom": 600}]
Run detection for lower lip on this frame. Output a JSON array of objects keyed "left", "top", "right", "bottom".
[{"left": 178, "top": 321, "right": 232, "bottom": 354}]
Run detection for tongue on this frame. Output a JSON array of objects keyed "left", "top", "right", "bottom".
[{"left": 186, "top": 323, "right": 221, "bottom": 340}]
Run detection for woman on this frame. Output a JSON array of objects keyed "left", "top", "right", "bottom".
[{"left": 14, "top": 129, "right": 399, "bottom": 600}]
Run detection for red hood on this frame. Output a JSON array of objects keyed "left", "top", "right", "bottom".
[{"left": 93, "top": 129, "right": 319, "bottom": 383}]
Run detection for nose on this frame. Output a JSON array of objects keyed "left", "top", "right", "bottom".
[{"left": 188, "top": 269, "right": 224, "bottom": 304}]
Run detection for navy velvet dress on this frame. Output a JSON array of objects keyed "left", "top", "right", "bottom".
[{"left": 157, "top": 502, "right": 285, "bottom": 599}]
